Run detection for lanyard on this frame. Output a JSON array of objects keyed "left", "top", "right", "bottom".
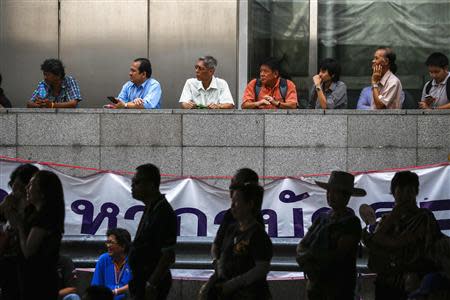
[{"left": 114, "top": 261, "right": 126, "bottom": 288}]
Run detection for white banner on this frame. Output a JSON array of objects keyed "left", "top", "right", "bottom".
[{"left": 1, "top": 160, "right": 450, "bottom": 237}]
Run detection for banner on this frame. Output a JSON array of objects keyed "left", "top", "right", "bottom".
[{"left": 1, "top": 160, "right": 449, "bottom": 237}]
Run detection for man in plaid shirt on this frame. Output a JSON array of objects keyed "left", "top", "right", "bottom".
[{"left": 27, "top": 59, "right": 82, "bottom": 108}]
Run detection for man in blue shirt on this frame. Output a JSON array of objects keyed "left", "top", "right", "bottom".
[
  {"left": 108, "top": 58, "right": 162, "bottom": 109},
  {"left": 91, "top": 228, "right": 132, "bottom": 300}
]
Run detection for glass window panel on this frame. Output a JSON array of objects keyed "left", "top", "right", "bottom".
[
  {"left": 318, "top": 0, "right": 450, "bottom": 107},
  {"left": 249, "top": 0, "right": 310, "bottom": 79}
]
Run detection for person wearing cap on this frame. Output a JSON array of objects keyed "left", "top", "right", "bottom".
[
  {"left": 296, "top": 171, "right": 366, "bottom": 300},
  {"left": 362, "top": 171, "right": 442, "bottom": 300}
]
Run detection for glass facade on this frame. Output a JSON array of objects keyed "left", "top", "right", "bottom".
[{"left": 249, "top": 0, "right": 450, "bottom": 108}]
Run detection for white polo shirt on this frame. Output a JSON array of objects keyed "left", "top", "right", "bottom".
[{"left": 179, "top": 76, "right": 234, "bottom": 106}]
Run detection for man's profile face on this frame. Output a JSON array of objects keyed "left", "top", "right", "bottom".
[
  {"left": 131, "top": 171, "right": 147, "bottom": 201},
  {"left": 129, "top": 61, "right": 147, "bottom": 85},
  {"left": 372, "top": 49, "right": 388, "bottom": 68},
  {"left": 259, "top": 64, "right": 279, "bottom": 86},
  {"left": 195, "top": 60, "right": 213, "bottom": 82},
  {"left": 428, "top": 65, "right": 448, "bottom": 83}
]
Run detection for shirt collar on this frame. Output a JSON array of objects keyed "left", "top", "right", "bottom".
[
  {"left": 380, "top": 70, "right": 393, "bottom": 86},
  {"left": 133, "top": 77, "right": 151, "bottom": 89},
  {"left": 432, "top": 72, "right": 450, "bottom": 86},
  {"left": 325, "top": 81, "right": 337, "bottom": 92},
  {"left": 196, "top": 76, "right": 217, "bottom": 91}
]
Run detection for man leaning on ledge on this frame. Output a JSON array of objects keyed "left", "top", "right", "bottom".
[
  {"left": 27, "top": 59, "right": 82, "bottom": 108},
  {"left": 241, "top": 57, "right": 298, "bottom": 109},
  {"left": 107, "top": 58, "right": 162, "bottom": 109},
  {"left": 179, "top": 55, "right": 234, "bottom": 109}
]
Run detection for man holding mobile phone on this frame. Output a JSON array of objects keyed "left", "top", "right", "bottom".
[
  {"left": 419, "top": 52, "right": 450, "bottom": 109},
  {"left": 107, "top": 58, "right": 161, "bottom": 109}
]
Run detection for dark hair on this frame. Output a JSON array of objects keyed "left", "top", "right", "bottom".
[
  {"left": 377, "top": 47, "right": 397, "bottom": 74},
  {"left": 136, "top": 163, "right": 161, "bottom": 188},
  {"left": 390, "top": 171, "right": 419, "bottom": 196},
  {"left": 82, "top": 286, "right": 113, "bottom": 300},
  {"left": 134, "top": 58, "right": 152, "bottom": 78},
  {"left": 425, "top": 52, "right": 449, "bottom": 68},
  {"left": 260, "top": 57, "right": 281, "bottom": 73},
  {"left": 34, "top": 170, "right": 65, "bottom": 233},
  {"left": 106, "top": 228, "right": 131, "bottom": 253},
  {"left": 230, "top": 168, "right": 259, "bottom": 190},
  {"left": 41, "top": 59, "right": 65, "bottom": 78},
  {"left": 319, "top": 58, "right": 341, "bottom": 82},
  {"left": 8, "top": 164, "right": 39, "bottom": 188},
  {"left": 233, "top": 183, "right": 264, "bottom": 214}
]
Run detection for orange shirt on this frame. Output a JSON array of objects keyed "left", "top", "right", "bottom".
[{"left": 242, "top": 78, "right": 298, "bottom": 109}]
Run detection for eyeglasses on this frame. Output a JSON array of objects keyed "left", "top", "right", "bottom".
[
  {"left": 105, "top": 240, "right": 118, "bottom": 245},
  {"left": 194, "top": 65, "right": 207, "bottom": 71}
]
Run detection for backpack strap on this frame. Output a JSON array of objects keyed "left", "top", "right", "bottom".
[
  {"left": 279, "top": 78, "right": 287, "bottom": 100},
  {"left": 254, "top": 79, "right": 262, "bottom": 99},
  {"left": 446, "top": 77, "right": 450, "bottom": 99},
  {"left": 425, "top": 81, "right": 433, "bottom": 95}
]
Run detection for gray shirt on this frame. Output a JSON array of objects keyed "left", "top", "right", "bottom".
[
  {"left": 421, "top": 73, "right": 450, "bottom": 108},
  {"left": 309, "top": 81, "right": 347, "bottom": 109}
]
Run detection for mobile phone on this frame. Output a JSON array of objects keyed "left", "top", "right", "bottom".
[
  {"left": 107, "top": 96, "right": 118, "bottom": 104},
  {"left": 424, "top": 94, "right": 433, "bottom": 100}
]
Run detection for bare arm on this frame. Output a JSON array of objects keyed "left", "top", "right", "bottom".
[
  {"left": 181, "top": 101, "right": 197, "bottom": 109},
  {"left": 17, "top": 226, "right": 47, "bottom": 259},
  {"left": 59, "top": 287, "right": 77, "bottom": 297},
  {"left": 241, "top": 99, "right": 270, "bottom": 109}
]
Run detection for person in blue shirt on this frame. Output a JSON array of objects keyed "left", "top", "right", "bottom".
[
  {"left": 107, "top": 58, "right": 162, "bottom": 109},
  {"left": 91, "top": 228, "right": 132, "bottom": 300}
]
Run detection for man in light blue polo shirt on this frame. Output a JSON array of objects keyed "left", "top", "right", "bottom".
[{"left": 109, "top": 58, "right": 161, "bottom": 109}]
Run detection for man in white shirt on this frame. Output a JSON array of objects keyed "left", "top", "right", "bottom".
[
  {"left": 419, "top": 52, "right": 450, "bottom": 109},
  {"left": 179, "top": 56, "right": 234, "bottom": 109}
]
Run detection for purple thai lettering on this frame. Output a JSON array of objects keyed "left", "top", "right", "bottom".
[
  {"left": 124, "top": 205, "right": 145, "bottom": 220},
  {"left": 370, "top": 202, "right": 394, "bottom": 219},
  {"left": 293, "top": 208, "right": 304, "bottom": 238},
  {"left": 262, "top": 209, "right": 277, "bottom": 237},
  {"left": 71, "top": 200, "right": 119, "bottom": 234},
  {"left": 213, "top": 210, "right": 228, "bottom": 225},
  {"left": 0, "top": 189, "right": 7, "bottom": 203},
  {"left": 279, "top": 190, "right": 310, "bottom": 203},
  {"left": 175, "top": 207, "right": 207, "bottom": 236},
  {"left": 420, "top": 199, "right": 450, "bottom": 230}
]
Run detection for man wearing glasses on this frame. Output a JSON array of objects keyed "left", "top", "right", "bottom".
[
  {"left": 128, "top": 164, "right": 177, "bottom": 300},
  {"left": 179, "top": 55, "right": 235, "bottom": 109}
]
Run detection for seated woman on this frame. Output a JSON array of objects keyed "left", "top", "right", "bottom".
[
  {"left": 91, "top": 228, "right": 132, "bottom": 300},
  {"left": 296, "top": 171, "right": 366, "bottom": 300},
  {"left": 5, "top": 170, "right": 65, "bottom": 299},
  {"left": 201, "top": 183, "right": 272, "bottom": 300},
  {"left": 362, "top": 171, "right": 442, "bottom": 300}
]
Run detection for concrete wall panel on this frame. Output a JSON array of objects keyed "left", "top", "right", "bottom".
[
  {"left": 183, "top": 114, "right": 264, "bottom": 146},
  {"left": 265, "top": 115, "right": 347, "bottom": 147},
  {"left": 348, "top": 115, "right": 417, "bottom": 147},
  {"left": 0, "top": 114, "right": 16, "bottom": 145}
]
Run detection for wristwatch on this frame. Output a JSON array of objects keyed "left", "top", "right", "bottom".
[
  {"left": 124, "top": 102, "right": 129, "bottom": 109},
  {"left": 276, "top": 101, "right": 281, "bottom": 108},
  {"left": 315, "top": 85, "right": 322, "bottom": 92},
  {"left": 372, "top": 83, "right": 379, "bottom": 89}
]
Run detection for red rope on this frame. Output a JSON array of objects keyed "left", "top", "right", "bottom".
[{"left": 0, "top": 155, "right": 449, "bottom": 180}]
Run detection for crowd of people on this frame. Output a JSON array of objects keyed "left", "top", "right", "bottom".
[
  {"left": 0, "top": 163, "right": 449, "bottom": 300},
  {"left": 1, "top": 48, "right": 450, "bottom": 110}
]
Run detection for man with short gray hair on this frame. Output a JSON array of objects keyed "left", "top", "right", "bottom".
[{"left": 179, "top": 56, "right": 234, "bottom": 109}]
